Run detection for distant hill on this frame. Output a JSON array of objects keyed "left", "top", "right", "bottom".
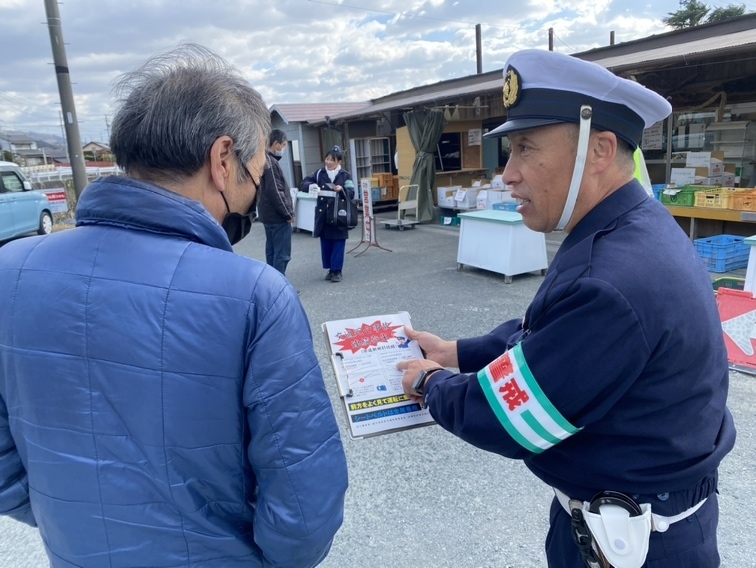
[{"left": 1, "top": 130, "right": 67, "bottom": 149}]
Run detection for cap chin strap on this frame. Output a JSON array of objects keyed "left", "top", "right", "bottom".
[{"left": 555, "top": 105, "right": 592, "bottom": 232}]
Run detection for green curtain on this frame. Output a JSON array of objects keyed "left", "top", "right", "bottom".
[
  {"left": 403, "top": 109, "right": 447, "bottom": 222},
  {"left": 321, "top": 128, "right": 344, "bottom": 160}
]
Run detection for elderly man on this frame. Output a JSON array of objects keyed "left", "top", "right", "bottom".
[
  {"left": 0, "top": 44, "right": 347, "bottom": 568},
  {"left": 399, "top": 49, "right": 735, "bottom": 567}
]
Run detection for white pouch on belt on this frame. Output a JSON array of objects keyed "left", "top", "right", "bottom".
[{"left": 582, "top": 501, "right": 652, "bottom": 568}]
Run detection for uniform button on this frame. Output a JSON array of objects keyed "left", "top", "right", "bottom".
[
  {"left": 657, "top": 492, "right": 669, "bottom": 501},
  {"left": 656, "top": 519, "right": 669, "bottom": 531}
]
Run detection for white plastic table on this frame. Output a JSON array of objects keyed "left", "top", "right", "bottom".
[{"left": 456, "top": 210, "right": 548, "bottom": 283}]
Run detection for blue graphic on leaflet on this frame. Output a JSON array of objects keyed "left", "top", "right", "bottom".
[{"left": 350, "top": 402, "right": 424, "bottom": 423}]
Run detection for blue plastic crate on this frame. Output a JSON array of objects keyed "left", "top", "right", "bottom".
[
  {"left": 651, "top": 184, "right": 667, "bottom": 201},
  {"left": 694, "top": 234, "right": 750, "bottom": 273},
  {"left": 492, "top": 201, "right": 519, "bottom": 212}
]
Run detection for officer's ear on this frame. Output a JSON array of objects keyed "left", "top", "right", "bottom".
[{"left": 589, "top": 130, "right": 618, "bottom": 175}]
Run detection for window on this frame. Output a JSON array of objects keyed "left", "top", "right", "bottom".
[
  {"left": 1, "top": 171, "right": 24, "bottom": 192},
  {"left": 434, "top": 132, "right": 461, "bottom": 171}
]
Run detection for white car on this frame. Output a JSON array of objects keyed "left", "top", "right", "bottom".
[{"left": 0, "top": 161, "right": 53, "bottom": 241}]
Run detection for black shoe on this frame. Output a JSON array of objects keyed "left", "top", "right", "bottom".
[
  {"left": 325, "top": 271, "right": 334, "bottom": 281},
  {"left": 331, "top": 271, "right": 343, "bottom": 283}
]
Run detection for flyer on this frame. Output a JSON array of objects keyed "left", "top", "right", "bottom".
[{"left": 321, "top": 311, "right": 436, "bottom": 439}]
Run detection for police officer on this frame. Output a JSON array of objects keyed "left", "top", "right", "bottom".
[{"left": 398, "top": 49, "right": 735, "bottom": 567}]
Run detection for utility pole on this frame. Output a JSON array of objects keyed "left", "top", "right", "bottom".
[
  {"left": 44, "top": 0, "right": 87, "bottom": 198},
  {"left": 548, "top": 28, "right": 554, "bottom": 51},
  {"left": 475, "top": 24, "right": 482, "bottom": 74}
]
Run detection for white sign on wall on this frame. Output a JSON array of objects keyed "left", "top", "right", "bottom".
[
  {"left": 641, "top": 121, "right": 663, "bottom": 150},
  {"left": 468, "top": 129, "right": 482, "bottom": 146}
]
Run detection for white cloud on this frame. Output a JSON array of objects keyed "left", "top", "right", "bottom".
[{"left": 0, "top": 0, "right": 679, "bottom": 142}]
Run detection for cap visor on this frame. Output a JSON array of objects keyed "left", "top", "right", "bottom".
[{"left": 484, "top": 118, "right": 565, "bottom": 139}]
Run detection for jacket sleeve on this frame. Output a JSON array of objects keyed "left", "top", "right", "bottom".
[
  {"left": 341, "top": 171, "right": 355, "bottom": 200},
  {"left": 300, "top": 171, "right": 318, "bottom": 192},
  {"left": 457, "top": 319, "right": 524, "bottom": 373},
  {"left": 269, "top": 159, "right": 294, "bottom": 219},
  {"left": 0, "top": 394, "right": 36, "bottom": 527},
  {"left": 243, "top": 283, "right": 347, "bottom": 568}
]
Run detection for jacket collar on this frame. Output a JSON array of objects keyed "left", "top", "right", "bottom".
[
  {"left": 75, "top": 176, "right": 233, "bottom": 252},
  {"left": 559, "top": 179, "right": 647, "bottom": 255}
]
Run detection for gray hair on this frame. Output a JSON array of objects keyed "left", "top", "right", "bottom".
[{"left": 110, "top": 43, "right": 270, "bottom": 184}]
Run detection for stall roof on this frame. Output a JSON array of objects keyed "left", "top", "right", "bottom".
[
  {"left": 588, "top": 28, "right": 756, "bottom": 72},
  {"left": 270, "top": 102, "right": 370, "bottom": 125},
  {"left": 325, "top": 15, "right": 756, "bottom": 123}
]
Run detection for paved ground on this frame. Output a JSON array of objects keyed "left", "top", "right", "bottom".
[{"left": 1, "top": 212, "right": 754, "bottom": 567}]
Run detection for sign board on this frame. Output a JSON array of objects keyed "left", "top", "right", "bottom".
[
  {"left": 38, "top": 188, "right": 68, "bottom": 214},
  {"left": 467, "top": 129, "right": 482, "bottom": 146},
  {"left": 641, "top": 121, "right": 664, "bottom": 150},
  {"left": 359, "top": 179, "right": 374, "bottom": 244}
]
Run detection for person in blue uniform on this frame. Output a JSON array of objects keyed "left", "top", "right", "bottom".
[
  {"left": 398, "top": 49, "right": 735, "bottom": 568},
  {"left": 300, "top": 146, "right": 355, "bottom": 283}
]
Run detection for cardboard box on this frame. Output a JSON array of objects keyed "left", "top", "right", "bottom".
[
  {"left": 670, "top": 168, "right": 697, "bottom": 186},
  {"left": 453, "top": 188, "right": 478, "bottom": 209},
  {"left": 438, "top": 186, "right": 460, "bottom": 208},
  {"left": 722, "top": 172, "right": 736, "bottom": 187}
]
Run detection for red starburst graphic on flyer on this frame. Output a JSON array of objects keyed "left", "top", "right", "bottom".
[{"left": 334, "top": 321, "right": 403, "bottom": 353}]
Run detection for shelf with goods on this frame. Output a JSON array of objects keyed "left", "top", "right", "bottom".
[
  {"left": 350, "top": 137, "right": 391, "bottom": 183},
  {"left": 703, "top": 121, "right": 756, "bottom": 187},
  {"left": 349, "top": 137, "right": 398, "bottom": 203}
]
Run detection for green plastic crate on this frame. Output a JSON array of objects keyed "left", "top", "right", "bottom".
[{"left": 660, "top": 186, "right": 698, "bottom": 206}]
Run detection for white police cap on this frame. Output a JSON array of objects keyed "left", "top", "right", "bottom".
[{"left": 486, "top": 49, "right": 672, "bottom": 149}]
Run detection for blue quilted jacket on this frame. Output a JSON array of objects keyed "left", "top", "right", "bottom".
[{"left": 0, "top": 176, "right": 348, "bottom": 567}]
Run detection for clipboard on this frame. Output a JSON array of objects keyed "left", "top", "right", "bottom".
[{"left": 322, "top": 311, "right": 436, "bottom": 439}]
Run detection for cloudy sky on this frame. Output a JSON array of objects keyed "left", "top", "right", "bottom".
[{"left": 0, "top": 0, "right": 691, "bottom": 144}]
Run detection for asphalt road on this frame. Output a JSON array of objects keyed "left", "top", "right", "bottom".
[{"left": 1, "top": 213, "right": 754, "bottom": 567}]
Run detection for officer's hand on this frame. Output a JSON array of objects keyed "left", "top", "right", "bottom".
[
  {"left": 396, "top": 358, "right": 444, "bottom": 402},
  {"left": 404, "top": 327, "right": 459, "bottom": 368},
  {"left": 334, "top": 185, "right": 343, "bottom": 192}
]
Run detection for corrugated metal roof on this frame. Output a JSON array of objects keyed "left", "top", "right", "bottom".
[
  {"left": 326, "top": 78, "right": 502, "bottom": 122},
  {"left": 588, "top": 28, "right": 756, "bottom": 70},
  {"left": 270, "top": 103, "right": 371, "bottom": 124}
]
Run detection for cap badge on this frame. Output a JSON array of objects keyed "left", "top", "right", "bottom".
[{"left": 502, "top": 67, "right": 521, "bottom": 109}]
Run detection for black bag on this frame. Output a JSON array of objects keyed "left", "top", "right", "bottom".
[{"left": 323, "top": 184, "right": 359, "bottom": 229}]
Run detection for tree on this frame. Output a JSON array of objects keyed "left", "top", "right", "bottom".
[
  {"left": 664, "top": 0, "right": 711, "bottom": 28},
  {"left": 707, "top": 4, "right": 747, "bottom": 23},
  {"left": 664, "top": 0, "right": 749, "bottom": 29}
]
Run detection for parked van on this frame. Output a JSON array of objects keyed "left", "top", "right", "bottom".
[{"left": 0, "top": 161, "right": 53, "bottom": 241}]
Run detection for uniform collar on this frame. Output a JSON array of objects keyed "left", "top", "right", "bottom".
[
  {"left": 560, "top": 179, "right": 648, "bottom": 252},
  {"left": 75, "top": 175, "right": 233, "bottom": 252}
]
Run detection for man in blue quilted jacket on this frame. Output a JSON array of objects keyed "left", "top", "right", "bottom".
[{"left": 0, "top": 44, "right": 348, "bottom": 568}]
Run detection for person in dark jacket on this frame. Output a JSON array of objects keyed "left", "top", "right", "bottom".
[
  {"left": 0, "top": 44, "right": 347, "bottom": 568},
  {"left": 398, "top": 50, "right": 735, "bottom": 567},
  {"left": 258, "top": 129, "right": 294, "bottom": 275},
  {"left": 300, "top": 146, "right": 355, "bottom": 283}
]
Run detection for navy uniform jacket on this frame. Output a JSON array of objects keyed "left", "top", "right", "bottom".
[
  {"left": 300, "top": 168, "right": 355, "bottom": 240},
  {"left": 425, "top": 180, "right": 735, "bottom": 514}
]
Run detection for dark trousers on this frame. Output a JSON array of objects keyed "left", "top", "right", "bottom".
[
  {"left": 320, "top": 238, "right": 346, "bottom": 272},
  {"left": 264, "top": 222, "right": 292, "bottom": 275},
  {"left": 545, "top": 492, "right": 720, "bottom": 567}
]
